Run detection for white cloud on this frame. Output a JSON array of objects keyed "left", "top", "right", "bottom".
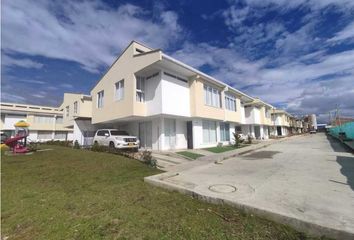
[
  {"left": 328, "top": 21, "right": 354, "bottom": 43},
  {"left": 2, "top": 0, "right": 183, "bottom": 73},
  {"left": 232, "top": 0, "right": 354, "bottom": 9},
  {"left": 172, "top": 41, "right": 354, "bottom": 121},
  {"left": 2, "top": 55, "right": 44, "bottom": 69}
]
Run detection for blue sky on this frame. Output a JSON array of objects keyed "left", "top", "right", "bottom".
[{"left": 2, "top": 0, "right": 354, "bottom": 123}]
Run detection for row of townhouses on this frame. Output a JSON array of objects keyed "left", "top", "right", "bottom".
[
  {"left": 0, "top": 102, "right": 73, "bottom": 141},
  {"left": 1, "top": 41, "right": 305, "bottom": 150}
]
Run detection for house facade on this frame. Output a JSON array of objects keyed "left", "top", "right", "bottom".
[
  {"left": 65, "top": 41, "right": 305, "bottom": 150},
  {"left": 86, "top": 41, "right": 257, "bottom": 150},
  {"left": 1, "top": 41, "right": 305, "bottom": 149},
  {"left": 242, "top": 98, "right": 274, "bottom": 139},
  {"left": 270, "top": 109, "right": 294, "bottom": 136},
  {"left": 0, "top": 102, "right": 73, "bottom": 141},
  {"left": 59, "top": 93, "right": 94, "bottom": 146}
]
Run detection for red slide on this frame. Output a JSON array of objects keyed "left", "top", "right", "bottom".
[{"left": 4, "top": 135, "right": 29, "bottom": 153}]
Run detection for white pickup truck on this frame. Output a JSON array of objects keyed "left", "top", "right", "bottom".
[{"left": 93, "top": 129, "right": 139, "bottom": 150}]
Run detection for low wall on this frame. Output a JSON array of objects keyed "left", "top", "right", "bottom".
[{"left": 329, "top": 121, "right": 354, "bottom": 140}]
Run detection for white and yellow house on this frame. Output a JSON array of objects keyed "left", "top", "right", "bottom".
[
  {"left": 83, "top": 40, "right": 260, "bottom": 150},
  {"left": 270, "top": 109, "right": 294, "bottom": 136},
  {"left": 59, "top": 93, "right": 93, "bottom": 145},
  {"left": 3, "top": 41, "right": 303, "bottom": 149},
  {"left": 0, "top": 102, "right": 73, "bottom": 141},
  {"left": 242, "top": 98, "right": 274, "bottom": 139}
]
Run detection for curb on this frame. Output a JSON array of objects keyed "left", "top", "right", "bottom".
[{"left": 144, "top": 174, "right": 354, "bottom": 240}]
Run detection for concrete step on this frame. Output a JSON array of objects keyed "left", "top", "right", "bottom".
[
  {"left": 155, "top": 159, "right": 176, "bottom": 170},
  {"left": 152, "top": 153, "right": 189, "bottom": 165}
]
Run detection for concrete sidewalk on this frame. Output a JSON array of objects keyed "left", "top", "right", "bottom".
[{"left": 145, "top": 133, "right": 354, "bottom": 239}]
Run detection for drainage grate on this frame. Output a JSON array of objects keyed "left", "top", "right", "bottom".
[{"left": 208, "top": 184, "right": 237, "bottom": 193}]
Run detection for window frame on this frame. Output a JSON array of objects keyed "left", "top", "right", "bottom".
[
  {"left": 97, "top": 90, "right": 104, "bottom": 108},
  {"left": 65, "top": 106, "right": 69, "bottom": 117},
  {"left": 136, "top": 76, "right": 145, "bottom": 102},
  {"left": 225, "top": 93, "right": 237, "bottom": 112},
  {"left": 220, "top": 122, "right": 230, "bottom": 142},
  {"left": 73, "top": 101, "right": 78, "bottom": 114},
  {"left": 203, "top": 84, "right": 221, "bottom": 108},
  {"left": 202, "top": 120, "right": 217, "bottom": 144},
  {"left": 114, "top": 79, "right": 124, "bottom": 101}
]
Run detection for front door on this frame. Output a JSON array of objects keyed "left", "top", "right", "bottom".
[
  {"left": 139, "top": 121, "right": 152, "bottom": 149},
  {"left": 254, "top": 126, "right": 261, "bottom": 139},
  {"left": 187, "top": 121, "right": 193, "bottom": 149},
  {"left": 277, "top": 126, "right": 282, "bottom": 136},
  {"left": 164, "top": 118, "right": 176, "bottom": 149}
]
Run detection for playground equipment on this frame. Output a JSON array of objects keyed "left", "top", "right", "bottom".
[{"left": 4, "top": 120, "right": 30, "bottom": 154}]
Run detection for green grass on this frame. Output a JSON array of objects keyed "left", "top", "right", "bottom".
[
  {"left": 1, "top": 146, "right": 324, "bottom": 239},
  {"left": 204, "top": 144, "right": 243, "bottom": 153},
  {"left": 176, "top": 151, "right": 204, "bottom": 160}
]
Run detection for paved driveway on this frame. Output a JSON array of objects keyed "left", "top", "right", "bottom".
[{"left": 146, "top": 133, "right": 354, "bottom": 239}]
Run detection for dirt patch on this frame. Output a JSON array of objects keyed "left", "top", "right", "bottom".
[{"left": 243, "top": 151, "right": 281, "bottom": 159}]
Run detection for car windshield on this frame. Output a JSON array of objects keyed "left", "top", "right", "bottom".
[{"left": 110, "top": 130, "right": 129, "bottom": 136}]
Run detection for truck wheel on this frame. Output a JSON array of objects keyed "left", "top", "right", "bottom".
[{"left": 109, "top": 142, "right": 115, "bottom": 149}]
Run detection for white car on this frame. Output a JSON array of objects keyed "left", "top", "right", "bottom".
[{"left": 93, "top": 129, "right": 139, "bottom": 150}]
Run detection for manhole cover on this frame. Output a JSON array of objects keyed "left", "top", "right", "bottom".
[{"left": 208, "top": 184, "right": 237, "bottom": 193}]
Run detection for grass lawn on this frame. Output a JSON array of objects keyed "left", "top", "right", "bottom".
[
  {"left": 176, "top": 151, "right": 204, "bottom": 160},
  {"left": 1, "top": 146, "right": 323, "bottom": 239},
  {"left": 205, "top": 144, "right": 249, "bottom": 153}
]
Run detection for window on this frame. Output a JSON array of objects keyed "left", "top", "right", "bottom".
[
  {"left": 115, "top": 80, "right": 124, "bottom": 101},
  {"left": 220, "top": 122, "right": 230, "bottom": 141},
  {"left": 96, "top": 130, "right": 109, "bottom": 136},
  {"left": 202, "top": 120, "right": 217, "bottom": 143},
  {"left": 225, "top": 94, "right": 237, "bottom": 111},
  {"left": 34, "top": 115, "right": 54, "bottom": 124},
  {"left": 54, "top": 131, "right": 67, "bottom": 139},
  {"left": 97, "top": 90, "right": 104, "bottom": 108},
  {"left": 110, "top": 130, "right": 129, "bottom": 136},
  {"left": 73, "top": 101, "right": 78, "bottom": 114},
  {"left": 135, "top": 48, "right": 145, "bottom": 54},
  {"left": 265, "top": 109, "right": 271, "bottom": 118},
  {"left": 136, "top": 76, "right": 145, "bottom": 102},
  {"left": 204, "top": 84, "right": 221, "bottom": 108},
  {"left": 56, "top": 116, "right": 63, "bottom": 124},
  {"left": 66, "top": 106, "right": 69, "bottom": 117},
  {"left": 37, "top": 131, "right": 53, "bottom": 140}
]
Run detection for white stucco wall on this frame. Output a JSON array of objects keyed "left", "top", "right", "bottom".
[
  {"left": 73, "top": 119, "right": 96, "bottom": 145},
  {"left": 244, "top": 107, "right": 261, "bottom": 125},
  {"left": 145, "top": 74, "right": 162, "bottom": 115},
  {"left": 160, "top": 73, "right": 190, "bottom": 117},
  {"left": 4, "top": 114, "right": 27, "bottom": 130}
]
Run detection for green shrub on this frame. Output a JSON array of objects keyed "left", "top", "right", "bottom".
[
  {"left": 42, "top": 140, "right": 72, "bottom": 147},
  {"left": 73, "top": 140, "right": 80, "bottom": 149},
  {"left": 141, "top": 150, "right": 156, "bottom": 168},
  {"left": 233, "top": 132, "right": 241, "bottom": 147},
  {"left": 91, "top": 142, "right": 108, "bottom": 152}
]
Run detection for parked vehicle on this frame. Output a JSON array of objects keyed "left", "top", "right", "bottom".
[{"left": 93, "top": 129, "right": 139, "bottom": 150}]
